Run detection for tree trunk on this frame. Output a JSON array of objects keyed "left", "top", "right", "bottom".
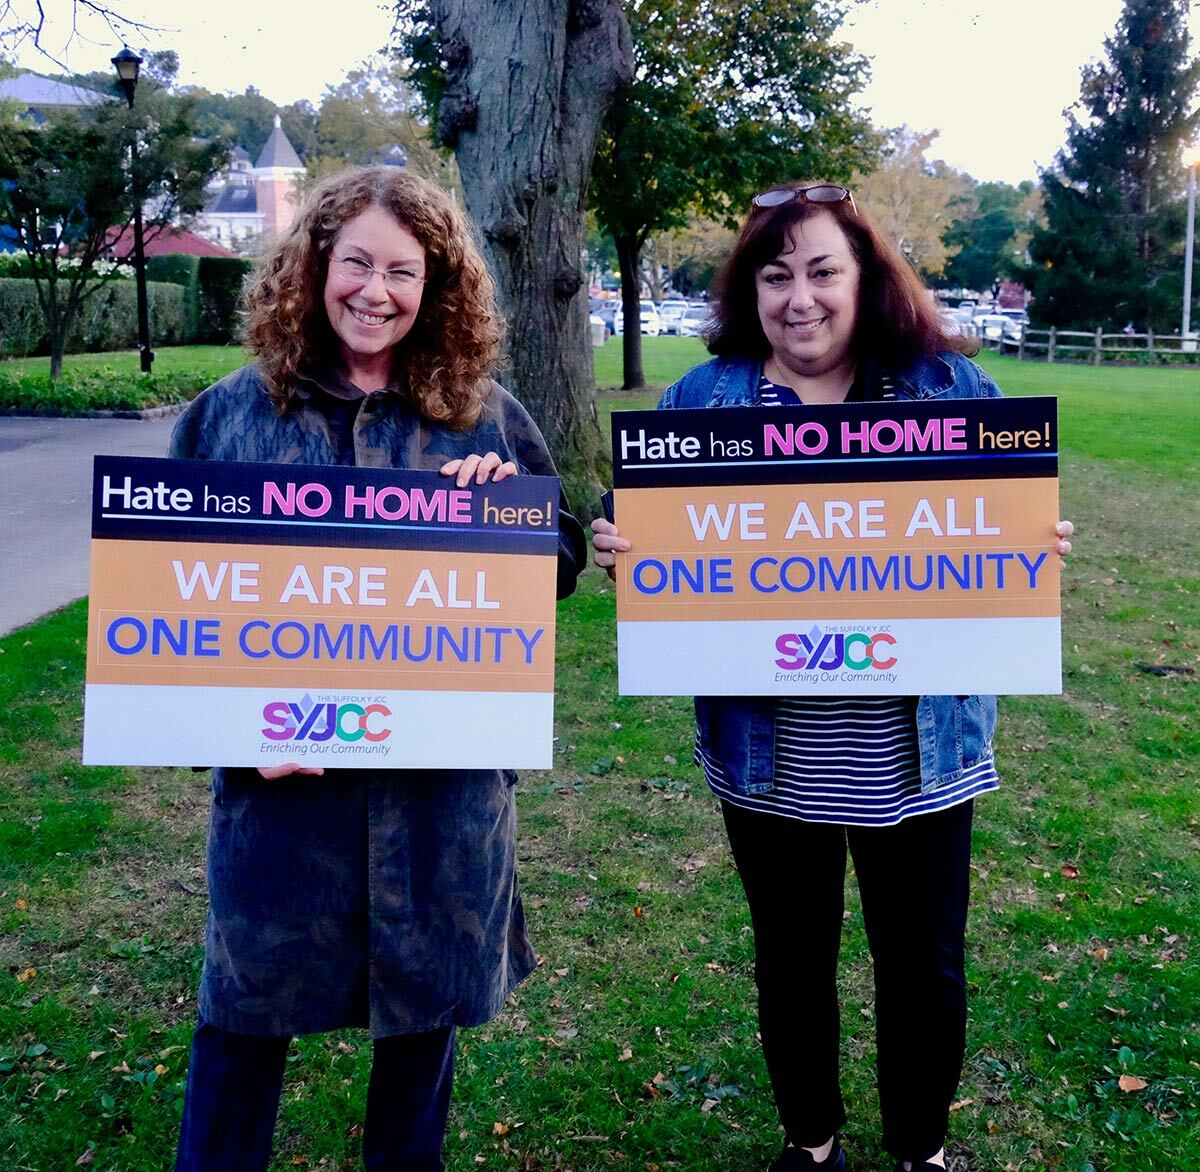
[
  {"left": 49, "top": 334, "right": 65, "bottom": 381},
  {"left": 615, "top": 231, "right": 645, "bottom": 389},
  {"left": 429, "top": 0, "right": 632, "bottom": 514}
]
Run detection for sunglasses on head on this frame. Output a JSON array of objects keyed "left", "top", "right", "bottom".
[{"left": 752, "top": 184, "right": 857, "bottom": 215}]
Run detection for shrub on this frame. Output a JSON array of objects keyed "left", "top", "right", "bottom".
[
  {"left": 0, "top": 365, "right": 209, "bottom": 414},
  {"left": 0, "top": 278, "right": 183, "bottom": 357},
  {"left": 197, "top": 256, "right": 253, "bottom": 344},
  {"left": 146, "top": 254, "right": 201, "bottom": 342}
]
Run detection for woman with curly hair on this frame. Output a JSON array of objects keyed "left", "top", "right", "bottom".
[{"left": 171, "top": 166, "right": 585, "bottom": 1172}]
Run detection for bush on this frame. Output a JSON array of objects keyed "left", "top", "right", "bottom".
[
  {"left": 0, "top": 277, "right": 183, "bottom": 357},
  {"left": 0, "top": 364, "right": 210, "bottom": 414},
  {"left": 197, "top": 256, "right": 253, "bottom": 344},
  {"left": 146, "top": 254, "right": 201, "bottom": 342}
]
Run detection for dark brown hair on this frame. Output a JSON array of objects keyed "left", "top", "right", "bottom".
[
  {"left": 705, "top": 183, "right": 976, "bottom": 367},
  {"left": 243, "top": 166, "right": 502, "bottom": 426}
]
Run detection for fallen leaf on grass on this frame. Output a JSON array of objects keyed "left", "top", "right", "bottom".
[
  {"left": 618, "top": 1047, "right": 633, "bottom": 1062},
  {"left": 1119, "top": 1074, "right": 1147, "bottom": 1092},
  {"left": 87, "top": 1051, "right": 104, "bottom": 1061},
  {"left": 1060, "top": 864, "right": 1080, "bottom": 879},
  {"left": 949, "top": 1097, "right": 975, "bottom": 1112},
  {"left": 74, "top": 1150, "right": 94, "bottom": 1167},
  {"left": 15, "top": 898, "right": 26, "bottom": 910},
  {"left": 1093, "top": 946, "right": 1109, "bottom": 960},
  {"left": 16, "top": 968, "right": 36, "bottom": 983},
  {"left": 493, "top": 1122, "right": 510, "bottom": 1136},
  {"left": 701, "top": 1098, "right": 718, "bottom": 1113},
  {"left": 154, "top": 1064, "right": 168, "bottom": 1076},
  {"left": 633, "top": 906, "right": 645, "bottom": 919},
  {"left": 680, "top": 858, "right": 708, "bottom": 873}
]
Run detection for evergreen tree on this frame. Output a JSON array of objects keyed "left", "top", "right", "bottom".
[{"left": 1026, "top": 0, "right": 1200, "bottom": 331}]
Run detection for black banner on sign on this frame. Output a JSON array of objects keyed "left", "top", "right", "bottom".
[
  {"left": 92, "top": 456, "right": 561, "bottom": 555},
  {"left": 610, "top": 396, "right": 1058, "bottom": 489}
]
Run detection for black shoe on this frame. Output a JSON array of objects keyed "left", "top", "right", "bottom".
[{"left": 768, "top": 1138, "right": 846, "bottom": 1171}]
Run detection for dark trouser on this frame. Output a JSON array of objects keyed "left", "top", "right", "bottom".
[
  {"left": 721, "top": 799, "right": 973, "bottom": 1165},
  {"left": 175, "top": 1016, "right": 456, "bottom": 1171}
]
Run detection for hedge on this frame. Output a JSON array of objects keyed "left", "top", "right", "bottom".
[
  {"left": 0, "top": 278, "right": 184, "bottom": 357},
  {"left": 146, "top": 254, "right": 201, "bottom": 342},
  {"left": 197, "top": 256, "right": 253, "bottom": 344}
]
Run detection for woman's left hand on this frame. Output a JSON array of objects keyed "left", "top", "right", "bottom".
[
  {"left": 1055, "top": 519, "right": 1075, "bottom": 558},
  {"left": 440, "top": 452, "right": 519, "bottom": 486}
]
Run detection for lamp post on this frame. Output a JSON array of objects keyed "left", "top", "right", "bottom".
[{"left": 111, "top": 47, "right": 153, "bottom": 374}]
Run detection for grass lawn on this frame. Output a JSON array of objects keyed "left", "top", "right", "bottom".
[{"left": 1, "top": 355, "right": 1198, "bottom": 1170}]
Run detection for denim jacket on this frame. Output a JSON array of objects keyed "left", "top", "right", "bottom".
[{"left": 658, "top": 351, "right": 1002, "bottom": 795}]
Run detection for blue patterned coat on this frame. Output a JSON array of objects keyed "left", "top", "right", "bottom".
[{"left": 170, "top": 364, "right": 585, "bottom": 1037}]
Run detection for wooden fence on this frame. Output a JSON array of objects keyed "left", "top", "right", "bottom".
[{"left": 971, "top": 325, "right": 1200, "bottom": 365}]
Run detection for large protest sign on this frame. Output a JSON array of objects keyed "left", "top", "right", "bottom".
[
  {"left": 84, "top": 456, "right": 561, "bottom": 768},
  {"left": 610, "top": 397, "right": 1060, "bottom": 696}
]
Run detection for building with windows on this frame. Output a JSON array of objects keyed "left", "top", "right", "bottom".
[{"left": 195, "top": 117, "right": 305, "bottom": 254}]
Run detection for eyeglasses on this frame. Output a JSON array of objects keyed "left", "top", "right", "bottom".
[
  {"left": 752, "top": 184, "right": 857, "bottom": 215},
  {"left": 331, "top": 255, "right": 426, "bottom": 292}
]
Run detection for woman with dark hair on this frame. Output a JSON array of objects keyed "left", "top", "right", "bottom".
[
  {"left": 171, "top": 166, "right": 585, "bottom": 1171},
  {"left": 593, "top": 183, "right": 1073, "bottom": 1172}
]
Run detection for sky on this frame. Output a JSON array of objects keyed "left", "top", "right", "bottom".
[{"left": 9, "top": 0, "right": 1200, "bottom": 186}]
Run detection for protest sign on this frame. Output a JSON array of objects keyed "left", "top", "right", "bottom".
[
  {"left": 84, "top": 456, "right": 561, "bottom": 768},
  {"left": 611, "top": 396, "right": 1060, "bottom": 696}
]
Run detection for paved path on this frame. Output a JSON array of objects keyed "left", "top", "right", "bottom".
[{"left": 0, "top": 416, "right": 176, "bottom": 636}]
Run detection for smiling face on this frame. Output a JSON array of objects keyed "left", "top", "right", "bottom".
[
  {"left": 322, "top": 204, "right": 427, "bottom": 390},
  {"left": 755, "top": 210, "right": 860, "bottom": 392}
]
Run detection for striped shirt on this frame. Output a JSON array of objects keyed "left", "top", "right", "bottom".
[{"left": 694, "top": 374, "right": 1000, "bottom": 826}]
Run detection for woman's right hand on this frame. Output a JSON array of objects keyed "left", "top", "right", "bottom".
[
  {"left": 591, "top": 517, "right": 631, "bottom": 582},
  {"left": 257, "top": 764, "right": 325, "bottom": 780}
]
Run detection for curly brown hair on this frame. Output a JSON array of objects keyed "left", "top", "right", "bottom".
[
  {"left": 243, "top": 166, "right": 502, "bottom": 427},
  {"left": 705, "top": 182, "right": 977, "bottom": 369}
]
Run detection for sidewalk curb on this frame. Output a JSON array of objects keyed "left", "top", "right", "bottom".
[{"left": 0, "top": 401, "right": 188, "bottom": 421}]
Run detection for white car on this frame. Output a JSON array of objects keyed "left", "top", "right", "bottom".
[
  {"left": 613, "top": 300, "right": 662, "bottom": 336},
  {"left": 972, "top": 313, "right": 1008, "bottom": 342},
  {"left": 657, "top": 298, "right": 689, "bottom": 335},
  {"left": 678, "top": 305, "right": 713, "bottom": 337}
]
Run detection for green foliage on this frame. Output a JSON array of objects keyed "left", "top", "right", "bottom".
[
  {"left": 0, "top": 278, "right": 183, "bottom": 357},
  {"left": 941, "top": 180, "right": 1037, "bottom": 291},
  {"left": 196, "top": 257, "right": 253, "bottom": 344},
  {"left": 0, "top": 81, "right": 228, "bottom": 375},
  {"left": 593, "top": 0, "right": 875, "bottom": 245},
  {"left": 146, "top": 254, "right": 202, "bottom": 342},
  {"left": 589, "top": 0, "right": 876, "bottom": 385},
  {"left": 186, "top": 85, "right": 279, "bottom": 159},
  {"left": 1026, "top": 0, "right": 1200, "bottom": 330}
]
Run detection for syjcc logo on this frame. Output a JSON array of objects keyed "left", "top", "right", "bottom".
[{"left": 774, "top": 626, "right": 897, "bottom": 671}]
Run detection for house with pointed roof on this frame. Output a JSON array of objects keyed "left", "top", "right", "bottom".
[{"left": 194, "top": 116, "right": 305, "bottom": 254}]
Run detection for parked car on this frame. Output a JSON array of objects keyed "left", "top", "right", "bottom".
[
  {"left": 613, "top": 300, "right": 662, "bottom": 336},
  {"left": 591, "top": 301, "right": 619, "bottom": 337},
  {"left": 995, "top": 307, "right": 1029, "bottom": 342},
  {"left": 678, "top": 304, "right": 713, "bottom": 337},
  {"left": 972, "top": 313, "right": 1008, "bottom": 343},
  {"left": 938, "top": 308, "right": 971, "bottom": 336},
  {"left": 657, "top": 298, "right": 690, "bottom": 335}
]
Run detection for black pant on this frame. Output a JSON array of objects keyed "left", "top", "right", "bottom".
[
  {"left": 721, "top": 799, "right": 973, "bottom": 1164},
  {"left": 175, "top": 1016, "right": 456, "bottom": 1171}
]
